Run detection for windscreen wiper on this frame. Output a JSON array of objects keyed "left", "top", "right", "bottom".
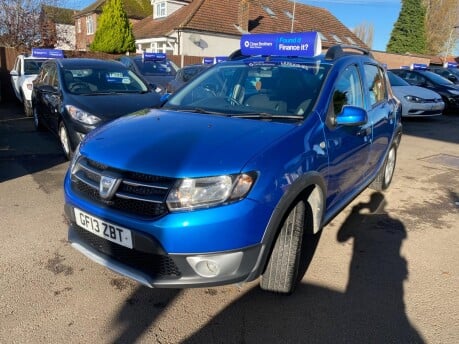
[{"left": 229, "top": 112, "right": 304, "bottom": 120}]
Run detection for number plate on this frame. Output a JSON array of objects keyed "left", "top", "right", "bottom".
[{"left": 74, "top": 208, "right": 133, "bottom": 249}]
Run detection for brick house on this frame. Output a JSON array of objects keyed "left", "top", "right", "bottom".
[
  {"left": 133, "top": 0, "right": 367, "bottom": 62},
  {"left": 74, "top": 0, "right": 152, "bottom": 51},
  {"left": 40, "top": 5, "right": 76, "bottom": 50}
]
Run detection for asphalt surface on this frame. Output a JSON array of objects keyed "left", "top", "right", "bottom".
[{"left": 0, "top": 101, "right": 458, "bottom": 343}]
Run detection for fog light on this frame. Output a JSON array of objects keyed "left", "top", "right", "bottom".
[
  {"left": 186, "top": 252, "right": 243, "bottom": 279},
  {"left": 195, "top": 260, "right": 220, "bottom": 277}
]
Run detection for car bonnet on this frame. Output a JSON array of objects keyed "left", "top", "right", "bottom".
[{"left": 80, "top": 109, "right": 296, "bottom": 178}]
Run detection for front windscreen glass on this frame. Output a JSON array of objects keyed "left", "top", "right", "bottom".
[
  {"left": 24, "top": 59, "right": 46, "bottom": 75},
  {"left": 134, "top": 59, "right": 178, "bottom": 76},
  {"left": 164, "top": 60, "right": 329, "bottom": 119},
  {"left": 63, "top": 67, "right": 149, "bottom": 95}
]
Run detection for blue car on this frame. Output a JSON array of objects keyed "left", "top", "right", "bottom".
[{"left": 64, "top": 32, "right": 402, "bottom": 294}]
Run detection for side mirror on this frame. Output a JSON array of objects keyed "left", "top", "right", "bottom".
[
  {"left": 10, "top": 70, "right": 19, "bottom": 77},
  {"left": 335, "top": 105, "right": 368, "bottom": 126},
  {"left": 160, "top": 93, "right": 170, "bottom": 106}
]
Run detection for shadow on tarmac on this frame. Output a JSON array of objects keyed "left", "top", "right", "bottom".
[
  {"left": 111, "top": 192, "right": 425, "bottom": 344},
  {"left": 0, "top": 102, "right": 66, "bottom": 183}
]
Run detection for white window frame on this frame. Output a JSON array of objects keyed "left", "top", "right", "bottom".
[
  {"left": 155, "top": 2, "right": 166, "bottom": 18},
  {"left": 86, "top": 15, "right": 94, "bottom": 35},
  {"left": 77, "top": 19, "right": 81, "bottom": 34}
]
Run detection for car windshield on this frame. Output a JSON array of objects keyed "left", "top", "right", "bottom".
[
  {"left": 387, "top": 71, "right": 410, "bottom": 86},
  {"left": 63, "top": 67, "right": 149, "bottom": 95},
  {"left": 133, "top": 59, "right": 178, "bottom": 76},
  {"left": 422, "top": 70, "right": 455, "bottom": 86},
  {"left": 164, "top": 60, "right": 329, "bottom": 120},
  {"left": 24, "top": 59, "right": 46, "bottom": 75}
]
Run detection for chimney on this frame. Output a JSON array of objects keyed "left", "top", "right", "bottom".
[{"left": 238, "top": 0, "right": 249, "bottom": 32}]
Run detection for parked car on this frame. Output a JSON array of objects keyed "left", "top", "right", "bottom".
[
  {"left": 65, "top": 32, "right": 402, "bottom": 295},
  {"left": 429, "top": 66, "right": 459, "bottom": 84},
  {"left": 166, "top": 64, "right": 212, "bottom": 93},
  {"left": 387, "top": 71, "right": 444, "bottom": 117},
  {"left": 10, "top": 49, "right": 63, "bottom": 116},
  {"left": 390, "top": 68, "right": 459, "bottom": 114},
  {"left": 118, "top": 53, "right": 179, "bottom": 94},
  {"left": 32, "top": 58, "right": 161, "bottom": 159}
]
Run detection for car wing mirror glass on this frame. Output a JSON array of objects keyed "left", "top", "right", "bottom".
[{"left": 335, "top": 105, "right": 368, "bottom": 126}]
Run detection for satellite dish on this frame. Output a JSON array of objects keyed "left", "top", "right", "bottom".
[{"left": 189, "top": 34, "right": 202, "bottom": 44}]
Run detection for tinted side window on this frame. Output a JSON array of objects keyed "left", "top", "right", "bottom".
[
  {"left": 364, "top": 64, "right": 387, "bottom": 106},
  {"left": 331, "top": 65, "right": 364, "bottom": 116}
]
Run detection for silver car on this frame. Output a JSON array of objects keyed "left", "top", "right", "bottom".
[{"left": 387, "top": 71, "right": 444, "bottom": 117}]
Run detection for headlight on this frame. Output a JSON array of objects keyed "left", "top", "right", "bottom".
[
  {"left": 404, "top": 95, "right": 424, "bottom": 103},
  {"left": 167, "top": 173, "right": 257, "bottom": 211},
  {"left": 66, "top": 105, "right": 101, "bottom": 125},
  {"left": 69, "top": 143, "right": 81, "bottom": 175}
]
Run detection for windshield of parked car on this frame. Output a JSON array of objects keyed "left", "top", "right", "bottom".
[
  {"left": 423, "top": 70, "right": 456, "bottom": 86},
  {"left": 133, "top": 59, "right": 178, "bottom": 76},
  {"left": 24, "top": 59, "right": 46, "bottom": 75},
  {"left": 63, "top": 67, "right": 149, "bottom": 95},
  {"left": 164, "top": 60, "right": 329, "bottom": 120},
  {"left": 387, "top": 71, "right": 410, "bottom": 86}
]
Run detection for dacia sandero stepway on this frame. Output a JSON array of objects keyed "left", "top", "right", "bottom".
[{"left": 64, "top": 32, "right": 402, "bottom": 294}]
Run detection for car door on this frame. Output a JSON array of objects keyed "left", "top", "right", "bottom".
[
  {"left": 35, "top": 62, "right": 61, "bottom": 133},
  {"left": 363, "top": 63, "right": 395, "bottom": 174},
  {"left": 10, "top": 57, "right": 21, "bottom": 99},
  {"left": 323, "top": 63, "right": 372, "bottom": 208}
]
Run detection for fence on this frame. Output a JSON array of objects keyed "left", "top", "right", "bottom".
[{"left": 0, "top": 47, "right": 205, "bottom": 104}]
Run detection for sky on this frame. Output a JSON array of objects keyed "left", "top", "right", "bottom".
[{"left": 299, "top": 0, "right": 401, "bottom": 51}]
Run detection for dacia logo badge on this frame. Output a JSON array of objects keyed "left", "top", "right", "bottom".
[{"left": 99, "top": 174, "right": 121, "bottom": 200}]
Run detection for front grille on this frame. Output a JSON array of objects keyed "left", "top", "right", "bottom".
[
  {"left": 71, "top": 157, "right": 175, "bottom": 218},
  {"left": 74, "top": 225, "right": 181, "bottom": 278}
]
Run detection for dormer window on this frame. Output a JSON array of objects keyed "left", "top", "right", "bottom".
[{"left": 155, "top": 1, "right": 166, "bottom": 19}]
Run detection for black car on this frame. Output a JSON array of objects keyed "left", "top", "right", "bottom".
[
  {"left": 390, "top": 68, "right": 459, "bottom": 114},
  {"left": 429, "top": 66, "right": 459, "bottom": 84},
  {"left": 119, "top": 54, "right": 179, "bottom": 94},
  {"left": 32, "top": 58, "right": 161, "bottom": 159},
  {"left": 166, "top": 64, "right": 212, "bottom": 93}
]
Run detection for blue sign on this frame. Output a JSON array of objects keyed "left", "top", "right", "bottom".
[
  {"left": 32, "top": 48, "right": 64, "bottom": 58},
  {"left": 215, "top": 56, "right": 228, "bottom": 63},
  {"left": 444, "top": 62, "right": 458, "bottom": 68},
  {"left": 143, "top": 52, "right": 166, "bottom": 61},
  {"left": 202, "top": 57, "right": 214, "bottom": 64},
  {"left": 240, "top": 32, "right": 321, "bottom": 57},
  {"left": 411, "top": 63, "right": 428, "bottom": 70}
]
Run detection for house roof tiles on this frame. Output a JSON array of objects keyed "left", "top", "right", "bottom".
[
  {"left": 75, "top": 0, "right": 152, "bottom": 20},
  {"left": 133, "top": 0, "right": 367, "bottom": 49}
]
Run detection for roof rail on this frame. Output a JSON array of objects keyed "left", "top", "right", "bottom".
[{"left": 325, "top": 45, "right": 373, "bottom": 60}]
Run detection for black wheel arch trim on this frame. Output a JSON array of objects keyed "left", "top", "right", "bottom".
[{"left": 245, "top": 172, "right": 327, "bottom": 282}]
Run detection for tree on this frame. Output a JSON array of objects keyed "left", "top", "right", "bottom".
[
  {"left": 90, "top": 0, "right": 136, "bottom": 54},
  {"left": 0, "top": 0, "right": 71, "bottom": 50},
  {"left": 387, "top": 0, "right": 427, "bottom": 54},
  {"left": 353, "top": 22, "right": 374, "bottom": 49},
  {"left": 423, "top": 0, "right": 459, "bottom": 56}
]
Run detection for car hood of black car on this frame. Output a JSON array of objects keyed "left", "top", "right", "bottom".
[{"left": 65, "top": 92, "right": 160, "bottom": 120}]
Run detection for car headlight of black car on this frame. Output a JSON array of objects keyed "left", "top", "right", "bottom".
[{"left": 66, "top": 105, "right": 101, "bottom": 125}]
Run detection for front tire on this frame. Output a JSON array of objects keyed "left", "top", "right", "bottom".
[
  {"left": 59, "top": 121, "right": 73, "bottom": 160},
  {"left": 260, "top": 200, "right": 305, "bottom": 294},
  {"left": 370, "top": 144, "right": 397, "bottom": 191}
]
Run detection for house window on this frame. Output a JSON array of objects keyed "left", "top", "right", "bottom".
[
  {"left": 155, "top": 2, "right": 166, "bottom": 18},
  {"left": 77, "top": 19, "right": 81, "bottom": 33},
  {"left": 86, "top": 15, "right": 94, "bottom": 35},
  {"left": 332, "top": 34, "right": 343, "bottom": 43}
]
